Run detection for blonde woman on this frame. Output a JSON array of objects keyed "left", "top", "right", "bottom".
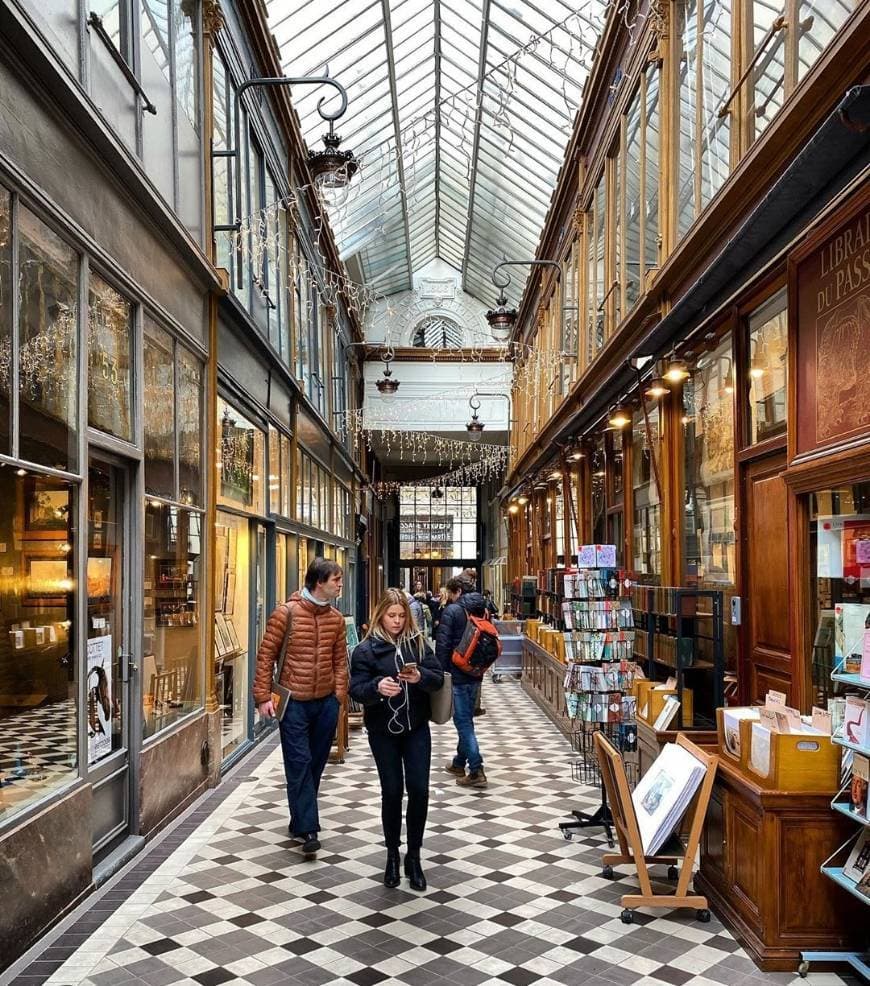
[{"left": 350, "top": 588, "right": 443, "bottom": 891}]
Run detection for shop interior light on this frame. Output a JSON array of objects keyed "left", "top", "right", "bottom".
[
  {"left": 548, "top": 470, "right": 562, "bottom": 481},
  {"left": 663, "top": 356, "right": 690, "bottom": 383},
  {"left": 608, "top": 404, "right": 632, "bottom": 429},
  {"left": 508, "top": 504, "right": 519, "bottom": 514},
  {"left": 375, "top": 349, "right": 400, "bottom": 400},
  {"left": 749, "top": 362, "right": 765, "bottom": 379},
  {"left": 517, "top": 494, "right": 529, "bottom": 505},
  {"left": 645, "top": 375, "right": 671, "bottom": 399}
]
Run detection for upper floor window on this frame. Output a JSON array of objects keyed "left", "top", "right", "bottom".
[{"left": 412, "top": 315, "right": 463, "bottom": 349}]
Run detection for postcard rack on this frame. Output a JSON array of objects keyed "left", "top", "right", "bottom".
[
  {"left": 799, "top": 665, "right": 870, "bottom": 981},
  {"left": 594, "top": 731, "right": 718, "bottom": 924}
]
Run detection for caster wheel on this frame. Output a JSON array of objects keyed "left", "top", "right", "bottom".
[
  {"left": 696, "top": 909, "right": 711, "bottom": 923},
  {"left": 602, "top": 865, "right": 614, "bottom": 879},
  {"left": 607, "top": 837, "right": 615, "bottom": 849},
  {"left": 667, "top": 865, "right": 679, "bottom": 881},
  {"left": 562, "top": 831, "right": 573, "bottom": 841},
  {"left": 620, "top": 909, "right": 633, "bottom": 925},
  {"left": 798, "top": 960, "right": 809, "bottom": 978}
]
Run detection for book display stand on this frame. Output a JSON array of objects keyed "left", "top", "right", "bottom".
[
  {"left": 595, "top": 731, "right": 718, "bottom": 924},
  {"left": 558, "top": 563, "right": 637, "bottom": 848},
  {"left": 799, "top": 664, "right": 870, "bottom": 980}
]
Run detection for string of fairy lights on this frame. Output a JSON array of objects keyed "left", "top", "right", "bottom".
[{"left": 223, "top": 0, "right": 665, "bottom": 496}]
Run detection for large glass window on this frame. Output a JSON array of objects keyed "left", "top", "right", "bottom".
[
  {"left": 644, "top": 61, "right": 660, "bottom": 277},
  {"left": 268, "top": 427, "right": 292, "bottom": 519},
  {"left": 677, "top": 0, "right": 731, "bottom": 237},
  {"left": 143, "top": 501, "right": 202, "bottom": 738},
  {"left": 682, "top": 333, "right": 735, "bottom": 585},
  {"left": 807, "top": 481, "right": 870, "bottom": 707},
  {"left": 143, "top": 319, "right": 175, "bottom": 499},
  {"left": 218, "top": 398, "right": 265, "bottom": 515},
  {"left": 18, "top": 207, "right": 79, "bottom": 473},
  {"left": 632, "top": 404, "right": 662, "bottom": 581},
  {"left": 214, "top": 512, "right": 251, "bottom": 758},
  {"left": 624, "top": 87, "right": 643, "bottom": 311},
  {"left": 587, "top": 173, "right": 607, "bottom": 363},
  {"left": 87, "top": 273, "right": 132, "bottom": 441},
  {"left": 747, "top": 289, "right": 787, "bottom": 445},
  {"left": 0, "top": 470, "right": 77, "bottom": 821},
  {"left": 399, "top": 487, "right": 478, "bottom": 561},
  {"left": 0, "top": 188, "right": 11, "bottom": 455},
  {"left": 144, "top": 317, "right": 203, "bottom": 505},
  {"left": 797, "top": 1, "right": 855, "bottom": 81}
]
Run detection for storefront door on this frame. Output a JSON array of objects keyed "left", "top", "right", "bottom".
[{"left": 86, "top": 457, "right": 134, "bottom": 854}]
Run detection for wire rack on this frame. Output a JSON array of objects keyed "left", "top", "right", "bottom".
[{"left": 569, "top": 721, "right": 639, "bottom": 789}]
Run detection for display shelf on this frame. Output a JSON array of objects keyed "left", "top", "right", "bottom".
[
  {"left": 802, "top": 658, "right": 870, "bottom": 979},
  {"left": 832, "top": 734, "right": 870, "bottom": 757},
  {"left": 830, "top": 800, "right": 870, "bottom": 827},
  {"left": 832, "top": 671, "right": 870, "bottom": 687}
]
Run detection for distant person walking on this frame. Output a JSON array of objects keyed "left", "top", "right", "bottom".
[
  {"left": 435, "top": 577, "right": 489, "bottom": 788},
  {"left": 253, "top": 558, "right": 347, "bottom": 858},
  {"left": 350, "top": 589, "right": 443, "bottom": 891}
]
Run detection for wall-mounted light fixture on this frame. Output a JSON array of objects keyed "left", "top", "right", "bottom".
[{"left": 486, "top": 259, "right": 562, "bottom": 342}]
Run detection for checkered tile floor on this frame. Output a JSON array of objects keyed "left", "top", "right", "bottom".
[{"left": 14, "top": 682, "right": 854, "bottom": 986}]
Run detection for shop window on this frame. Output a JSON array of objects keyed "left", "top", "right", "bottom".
[
  {"left": 746, "top": 289, "right": 787, "bottom": 445},
  {"left": 682, "top": 333, "right": 736, "bottom": 586},
  {"left": 268, "top": 428, "right": 292, "bottom": 518},
  {"left": 177, "top": 347, "right": 202, "bottom": 506},
  {"left": 143, "top": 319, "right": 175, "bottom": 499},
  {"left": 399, "top": 487, "right": 478, "bottom": 561},
  {"left": 808, "top": 481, "right": 870, "bottom": 706},
  {"left": 18, "top": 207, "right": 79, "bottom": 473},
  {"left": 677, "top": 0, "right": 731, "bottom": 237},
  {"left": 644, "top": 61, "right": 661, "bottom": 278},
  {"left": 144, "top": 317, "right": 203, "bottom": 505},
  {"left": 142, "top": 500, "right": 202, "bottom": 738},
  {"left": 212, "top": 54, "right": 235, "bottom": 280},
  {"left": 561, "top": 241, "right": 579, "bottom": 394},
  {"left": 0, "top": 187, "right": 11, "bottom": 456},
  {"left": 632, "top": 405, "right": 662, "bottom": 582},
  {"left": 87, "top": 273, "right": 132, "bottom": 442},
  {"left": 591, "top": 437, "right": 607, "bottom": 546},
  {"left": 217, "top": 398, "right": 265, "bottom": 515},
  {"left": 610, "top": 147, "right": 621, "bottom": 330},
  {"left": 214, "top": 512, "right": 250, "bottom": 757},
  {"left": 555, "top": 488, "right": 565, "bottom": 559},
  {"left": 0, "top": 470, "right": 77, "bottom": 821}
]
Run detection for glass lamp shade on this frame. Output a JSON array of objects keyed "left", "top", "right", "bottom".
[
  {"left": 644, "top": 375, "right": 671, "bottom": 399},
  {"left": 466, "top": 418, "right": 485, "bottom": 442},
  {"left": 308, "top": 131, "right": 359, "bottom": 188},
  {"left": 608, "top": 405, "right": 632, "bottom": 429},
  {"left": 485, "top": 304, "right": 517, "bottom": 341},
  {"left": 663, "top": 357, "right": 690, "bottom": 383}
]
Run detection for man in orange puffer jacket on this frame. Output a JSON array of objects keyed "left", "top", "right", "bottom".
[{"left": 254, "top": 558, "right": 347, "bottom": 857}]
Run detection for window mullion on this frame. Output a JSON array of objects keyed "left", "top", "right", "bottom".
[{"left": 694, "top": 0, "right": 704, "bottom": 220}]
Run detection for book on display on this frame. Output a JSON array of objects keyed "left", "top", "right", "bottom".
[{"left": 631, "top": 742, "right": 706, "bottom": 855}]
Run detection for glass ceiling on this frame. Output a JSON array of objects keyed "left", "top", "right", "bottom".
[{"left": 266, "top": 0, "right": 608, "bottom": 306}]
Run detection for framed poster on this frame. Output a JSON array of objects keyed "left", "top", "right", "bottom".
[
  {"left": 214, "top": 614, "right": 230, "bottom": 656},
  {"left": 87, "top": 635, "right": 113, "bottom": 764},
  {"left": 26, "top": 557, "right": 71, "bottom": 604},
  {"left": 87, "top": 556, "right": 113, "bottom": 600},
  {"left": 224, "top": 617, "right": 241, "bottom": 652},
  {"left": 25, "top": 487, "right": 71, "bottom": 538}
]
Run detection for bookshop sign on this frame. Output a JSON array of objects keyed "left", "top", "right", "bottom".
[{"left": 792, "top": 188, "right": 870, "bottom": 458}]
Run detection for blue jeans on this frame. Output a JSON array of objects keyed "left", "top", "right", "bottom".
[
  {"left": 278, "top": 694, "right": 339, "bottom": 835},
  {"left": 451, "top": 681, "right": 483, "bottom": 773}
]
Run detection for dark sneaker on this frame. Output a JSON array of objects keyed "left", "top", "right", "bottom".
[
  {"left": 444, "top": 763, "right": 465, "bottom": 777},
  {"left": 301, "top": 833, "right": 320, "bottom": 856},
  {"left": 456, "top": 769, "right": 488, "bottom": 789}
]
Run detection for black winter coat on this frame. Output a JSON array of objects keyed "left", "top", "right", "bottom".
[
  {"left": 350, "top": 634, "right": 444, "bottom": 735},
  {"left": 434, "top": 592, "right": 487, "bottom": 686}
]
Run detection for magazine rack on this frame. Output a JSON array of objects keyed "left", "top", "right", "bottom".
[{"left": 594, "top": 731, "right": 718, "bottom": 923}]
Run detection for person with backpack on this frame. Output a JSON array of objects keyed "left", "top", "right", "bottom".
[
  {"left": 253, "top": 558, "right": 347, "bottom": 858},
  {"left": 350, "top": 589, "right": 443, "bottom": 891},
  {"left": 435, "top": 577, "right": 500, "bottom": 789}
]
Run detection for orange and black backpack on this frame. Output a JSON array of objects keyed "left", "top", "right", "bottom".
[{"left": 451, "top": 613, "right": 502, "bottom": 677}]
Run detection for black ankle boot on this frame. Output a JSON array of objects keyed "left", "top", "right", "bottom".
[
  {"left": 404, "top": 853, "right": 426, "bottom": 892},
  {"left": 383, "top": 849, "right": 400, "bottom": 888}
]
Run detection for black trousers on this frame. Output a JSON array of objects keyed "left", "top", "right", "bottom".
[{"left": 367, "top": 723, "right": 431, "bottom": 853}]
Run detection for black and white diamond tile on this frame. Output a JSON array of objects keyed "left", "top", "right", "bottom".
[{"left": 19, "top": 682, "right": 853, "bottom": 986}]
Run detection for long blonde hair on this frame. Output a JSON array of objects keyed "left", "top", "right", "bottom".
[{"left": 365, "top": 588, "right": 425, "bottom": 659}]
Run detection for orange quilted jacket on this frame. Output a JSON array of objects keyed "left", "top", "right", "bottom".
[{"left": 252, "top": 591, "right": 348, "bottom": 704}]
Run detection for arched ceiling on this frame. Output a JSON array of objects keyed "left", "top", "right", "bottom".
[{"left": 265, "top": 0, "right": 608, "bottom": 306}]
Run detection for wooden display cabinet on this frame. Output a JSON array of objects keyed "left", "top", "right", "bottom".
[
  {"left": 695, "top": 755, "right": 861, "bottom": 971},
  {"left": 521, "top": 636, "right": 569, "bottom": 737},
  {"left": 635, "top": 717, "right": 717, "bottom": 778}
]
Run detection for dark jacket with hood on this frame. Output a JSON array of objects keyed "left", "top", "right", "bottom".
[
  {"left": 435, "top": 591, "right": 487, "bottom": 686},
  {"left": 350, "top": 634, "right": 443, "bottom": 735}
]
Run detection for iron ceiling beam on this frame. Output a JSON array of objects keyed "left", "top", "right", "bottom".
[
  {"left": 380, "top": 0, "right": 414, "bottom": 291},
  {"left": 460, "top": 0, "right": 493, "bottom": 297},
  {"left": 434, "top": 0, "right": 443, "bottom": 260}
]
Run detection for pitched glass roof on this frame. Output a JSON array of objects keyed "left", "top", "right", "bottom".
[{"left": 266, "top": 0, "right": 608, "bottom": 305}]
